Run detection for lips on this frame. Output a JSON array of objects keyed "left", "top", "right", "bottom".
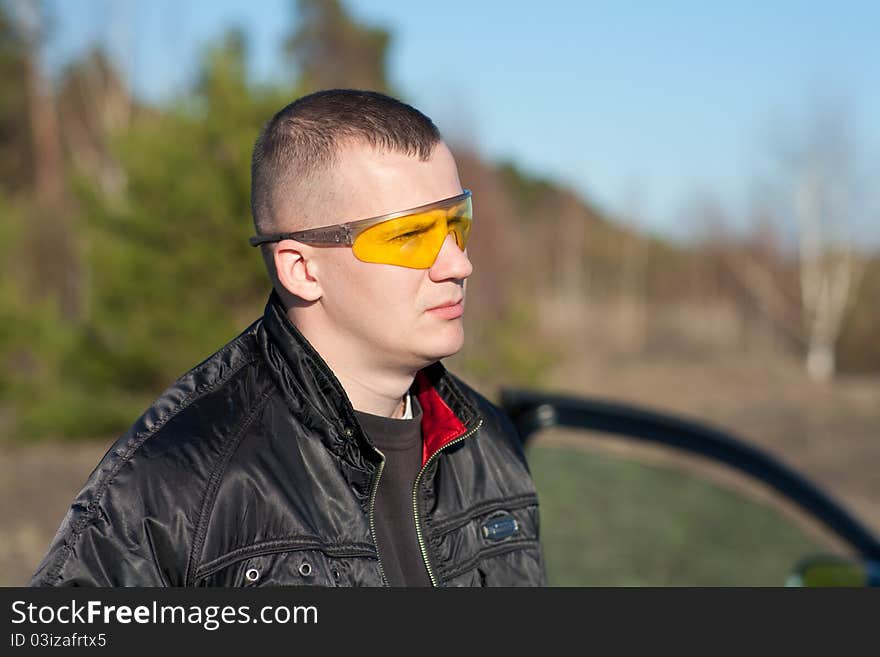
[
  {"left": 427, "top": 299, "right": 463, "bottom": 311},
  {"left": 426, "top": 299, "right": 464, "bottom": 319}
]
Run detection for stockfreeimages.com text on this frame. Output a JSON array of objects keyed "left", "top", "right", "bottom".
[{"left": 11, "top": 600, "right": 317, "bottom": 631}]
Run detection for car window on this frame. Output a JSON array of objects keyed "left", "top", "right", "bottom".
[{"left": 525, "top": 427, "right": 853, "bottom": 586}]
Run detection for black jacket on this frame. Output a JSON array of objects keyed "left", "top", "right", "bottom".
[{"left": 30, "top": 293, "right": 547, "bottom": 587}]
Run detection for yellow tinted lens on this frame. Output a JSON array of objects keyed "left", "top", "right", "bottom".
[{"left": 352, "top": 197, "right": 472, "bottom": 268}]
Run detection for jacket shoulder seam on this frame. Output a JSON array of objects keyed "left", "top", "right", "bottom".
[
  {"left": 40, "top": 354, "right": 261, "bottom": 586},
  {"left": 185, "top": 387, "right": 274, "bottom": 586}
]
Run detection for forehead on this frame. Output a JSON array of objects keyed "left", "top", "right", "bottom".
[{"left": 325, "top": 140, "right": 463, "bottom": 221}]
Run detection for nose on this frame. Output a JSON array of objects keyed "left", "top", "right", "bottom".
[{"left": 429, "top": 232, "right": 473, "bottom": 281}]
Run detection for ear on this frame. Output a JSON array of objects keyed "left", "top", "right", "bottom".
[{"left": 274, "top": 240, "right": 323, "bottom": 302}]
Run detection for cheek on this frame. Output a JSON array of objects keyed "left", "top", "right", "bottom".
[
  {"left": 335, "top": 261, "right": 421, "bottom": 322},
  {"left": 318, "top": 254, "right": 370, "bottom": 320}
]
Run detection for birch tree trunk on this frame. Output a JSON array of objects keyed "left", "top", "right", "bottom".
[{"left": 793, "top": 127, "right": 865, "bottom": 383}]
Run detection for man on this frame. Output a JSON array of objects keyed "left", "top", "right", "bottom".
[{"left": 31, "top": 89, "right": 547, "bottom": 587}]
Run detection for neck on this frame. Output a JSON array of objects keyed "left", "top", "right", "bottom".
[
  {"left": 337, "top": 369, "right": 411, "bottom": 418},
  {"left": 289, "top": 309, "right": 415, "bottom": 419}
]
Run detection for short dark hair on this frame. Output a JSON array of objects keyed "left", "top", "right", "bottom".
[{"left": 250, "top": 89, "right": 441, "bottom": 233}]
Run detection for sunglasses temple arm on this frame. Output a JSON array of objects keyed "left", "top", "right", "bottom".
[{"left": 251, "top": 226, "right": 355, "bottom": 247}]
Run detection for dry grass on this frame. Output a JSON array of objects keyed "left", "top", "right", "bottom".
[{"left": 545, "top": 348, "right": 880, "bottom": 539}]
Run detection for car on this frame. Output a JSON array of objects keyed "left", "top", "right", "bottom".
[{"left": 500, "top": 388, "right": 880, "bottom": 587}]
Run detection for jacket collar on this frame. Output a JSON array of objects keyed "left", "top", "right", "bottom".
[{"left": 260, "top": 291, "right": 481, "bottom": 467}]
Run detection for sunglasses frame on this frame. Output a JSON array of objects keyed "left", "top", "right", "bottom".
[{"left": 249, "top": 189, "right": 472, "bottom": 248}]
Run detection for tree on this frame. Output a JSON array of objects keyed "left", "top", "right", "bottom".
[
  {"left": 0, "top": 0, "right": 33, "bottom": 194},
  {"left": 745, "top": 103, "right": 870, "bottom": 382},
  {"left": 786, "top": 108, "right": 867, "bottom": 382},
  {"left": 58, "top": 47, "right": 130, "bottom": 201},
  {"left": 285, "top": 0, "right": 392, "bottom": 93},
  {"left": 7, "top": 0, "right": 82, "bottom": 321}
]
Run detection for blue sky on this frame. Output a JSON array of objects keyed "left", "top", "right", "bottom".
[{"left": 45, "top": 0, "right": 880, "bottom": 242}]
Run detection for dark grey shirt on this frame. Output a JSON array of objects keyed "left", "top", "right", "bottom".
[{"left": 354, "top": 395, "right": 431, "bottom": 587}]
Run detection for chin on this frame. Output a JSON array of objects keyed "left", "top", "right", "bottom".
[{"left": 419, "top": 332, "right": 465, "bottom": 363}]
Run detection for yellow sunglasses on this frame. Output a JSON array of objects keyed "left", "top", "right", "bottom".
[{"left": 250, "top": 190, "right": 472, "bottom": 269}]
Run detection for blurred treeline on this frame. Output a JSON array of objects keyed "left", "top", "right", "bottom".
[{"left": 0, "top": 0, "right": 877, "bottom": 441}]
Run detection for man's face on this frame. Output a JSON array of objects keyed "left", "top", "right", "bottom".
[{"left": 306, "top": 140, "right": 473, "bottom": 372}]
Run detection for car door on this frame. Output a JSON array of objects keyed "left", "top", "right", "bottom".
[{"left": 502, "top": 389, "right": 880, "bottom": 586}]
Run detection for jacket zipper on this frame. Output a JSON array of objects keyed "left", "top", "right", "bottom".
[
  {"left": 368, "top": 450, "right": 389, "bottom": 586},
  {"left": 412, "top": 418, "right": 483, "bottom": 587}
]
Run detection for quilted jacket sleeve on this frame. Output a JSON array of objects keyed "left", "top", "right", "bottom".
[{"left": 29, "top": 436, "right": 192, "bottom": 587}]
